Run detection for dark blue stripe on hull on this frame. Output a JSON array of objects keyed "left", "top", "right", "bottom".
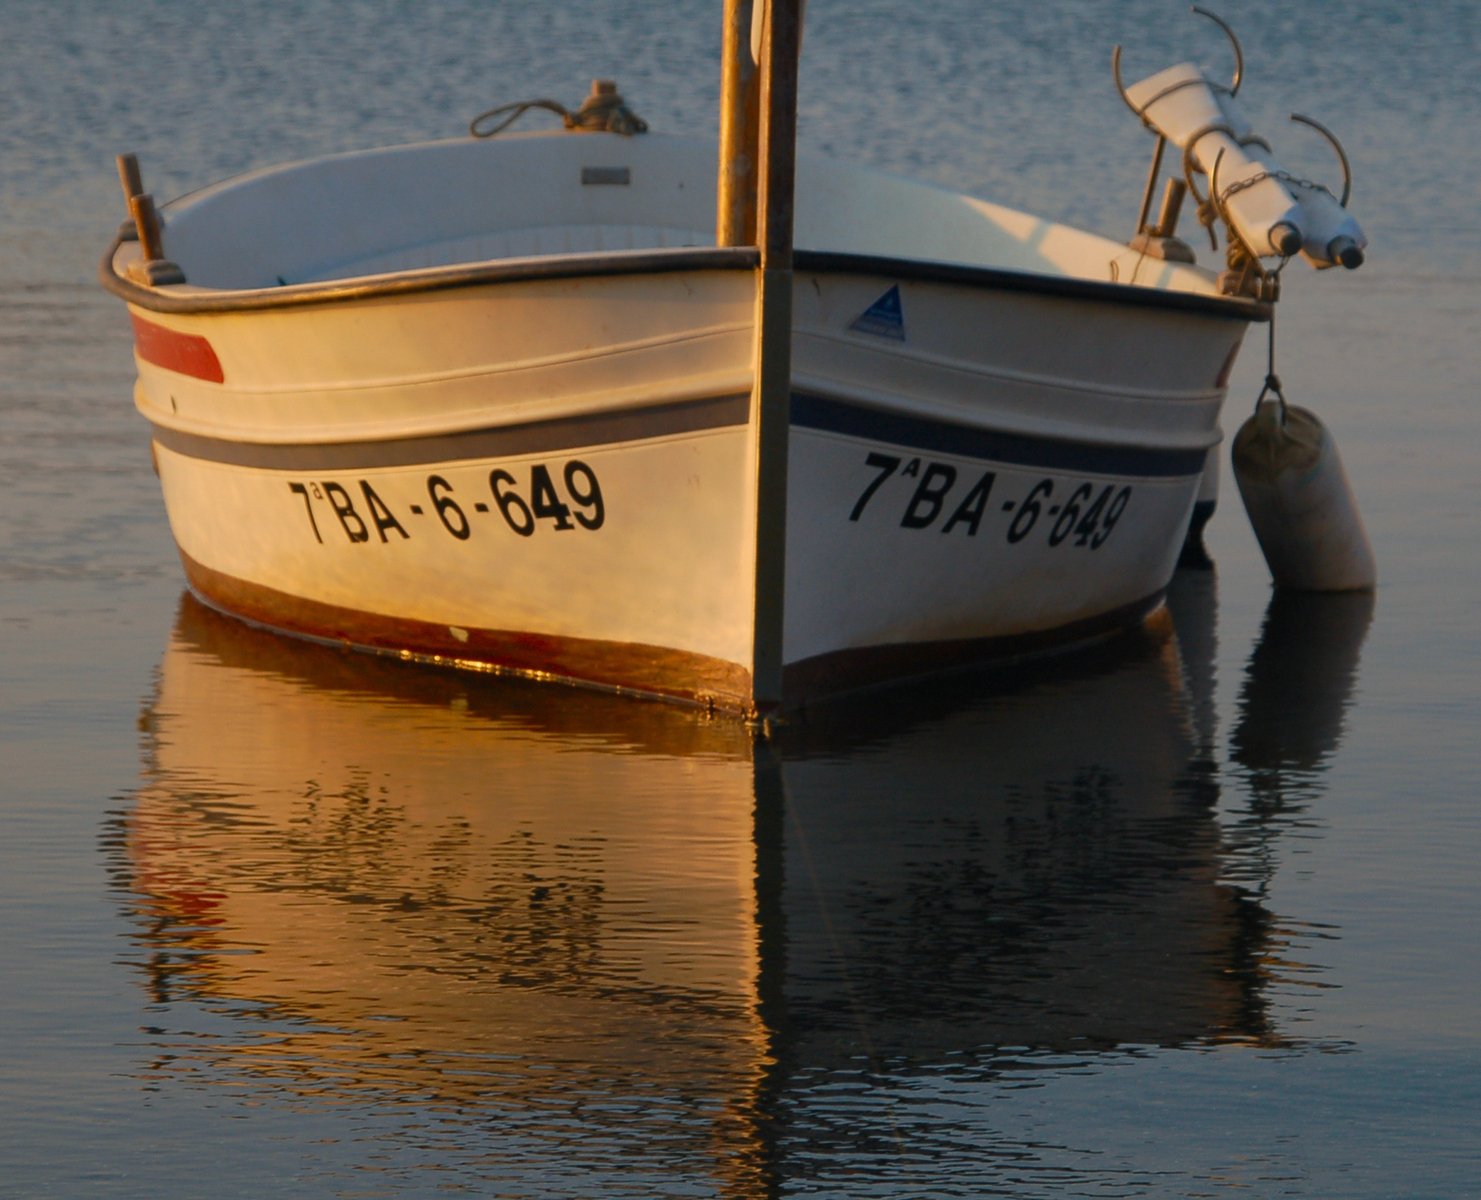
[
  {"left": 151, "top": 393, "right": 751, "bottom": 471},
  {"left": 791, "top": 393, "right": 1207, "bottom": 479}
]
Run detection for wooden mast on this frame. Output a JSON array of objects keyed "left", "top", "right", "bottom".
[
  {"left": 717, "top": 0, "right": 759, "bottom": 248},
  {"left": 722, "top": 0, "right": 800, "bottom": 715}
]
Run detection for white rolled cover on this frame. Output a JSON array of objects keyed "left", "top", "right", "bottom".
[
  {"left": 1210, "top": 91, "right": 1367, "bottom": 269},
  {"left": 1126, "top": 63, "right": 1365, "bottom": 268}
]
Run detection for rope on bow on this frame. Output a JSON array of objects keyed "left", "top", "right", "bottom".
[{"left": 470, "top": 81, "right": 647, "bottom": 139}]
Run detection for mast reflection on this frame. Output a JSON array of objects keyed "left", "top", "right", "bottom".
[{"left": 107, "top": 584, "right": 1370, "bottom": 1189}]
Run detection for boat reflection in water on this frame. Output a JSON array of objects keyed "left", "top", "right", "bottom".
[{"left": 109, "top": 581, "right": 1371, "bottom": 1191}]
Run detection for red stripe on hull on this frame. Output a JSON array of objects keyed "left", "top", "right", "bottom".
[{"left": 130, "top": 314, "right": 225, "bottom": 383}]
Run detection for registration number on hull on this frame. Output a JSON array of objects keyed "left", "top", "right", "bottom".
[
  {"left": 287, "top": 460, "right": 605, "bottom": 545},
  {"left": 280, "top": 451, "right": 1141, "bottom": 553},
  {"left": 849, "top": 452, "right": 1135, "bottom": 549}
]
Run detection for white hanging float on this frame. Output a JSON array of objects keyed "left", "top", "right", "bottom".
[{"left": 1232, "top": 391, "right": 1376, "bottom": 592}]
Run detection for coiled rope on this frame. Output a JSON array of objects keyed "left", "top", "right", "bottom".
[{"left": 470, "top": 80, "right": 648, "bottom": 138}]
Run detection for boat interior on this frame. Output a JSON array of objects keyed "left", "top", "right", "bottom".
[{"left": 142, "top": 132, "right": 1219, "bottom": 298}]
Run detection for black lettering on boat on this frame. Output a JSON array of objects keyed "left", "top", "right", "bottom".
[
  {"left": 489, "top": 470, "right": 536, "bottom": 537},
  {"left": 849, "top": 452, "right": 901, "bottom": 521},
  {"left": 427, "top": 475, "right": 471, "bottom": 540},
  {"left": 1048, "top": 482, "right": 1093, "bottom": 547},
  {"left": 849, "top": 451, "right": 1137, "bottom": 550},
  {"left": 1073, "top": 485, "right": 1113, "bottom": 547},
  {"left": 901, "top": 462, "right": 957, "bottom": 529},
  {"left": 1091, "top": 487, "right": 1133, "bottom": 549},
  {"left": 563, "top": 461, "right": 605, "bottom": 530},
  {"left": 322, "top": 481, "right": 369, "bottom": 543},
  {"left": 360, "top": 480, "right": 409, "bottom": 542},
  {"left": 940, "top": 471, "right": 996, "bottom": 536},
  {"left": 1006, "top": 479, "right": 1053, "bottom": 544},
  {"left": 288, "top": 481, "right": 323, "bottom": 544},
  {"left": 529, "top": 464, "right": 576, "bottom": 531}
]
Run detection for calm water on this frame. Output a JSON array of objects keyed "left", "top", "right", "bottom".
[{"left": 3, "top": 1, "right": 1480, "bottom": 1196}]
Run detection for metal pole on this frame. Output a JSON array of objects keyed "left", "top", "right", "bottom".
[{"left": 748, "top": 0, "right": 800, "bottom": 713}]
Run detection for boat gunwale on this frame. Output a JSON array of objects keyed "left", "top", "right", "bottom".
[
  {"left": 795, "top": 250, "right": 1271, "bottom": 322},
  {"left": 100, "top": 237, "right": 1271, "bottom": 323}
]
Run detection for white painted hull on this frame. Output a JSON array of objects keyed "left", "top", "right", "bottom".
[{"left": 106, "top": 132, "right": 1257, "bottom": 712}]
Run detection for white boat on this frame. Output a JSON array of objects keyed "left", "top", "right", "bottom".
[{"left": 102, "top": 5, "right": 1288, "bottom": 716}]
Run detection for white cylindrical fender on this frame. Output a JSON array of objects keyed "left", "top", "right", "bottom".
[{"left": 1232, "top": 400, "right": 1376, "bottom": 592}]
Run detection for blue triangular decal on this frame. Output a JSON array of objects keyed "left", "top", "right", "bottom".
[{"left": 849, "top": 285, "right": 906, "bottom": 341}]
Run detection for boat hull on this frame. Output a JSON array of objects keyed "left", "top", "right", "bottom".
[
  {"left": 153, "top": 407, "right": 761, "bottom": 709},
  {"left": 129, "top": 255, "right": 1243, "bottom": 712}
]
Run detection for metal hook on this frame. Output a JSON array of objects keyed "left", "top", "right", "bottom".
[
  {"left": 1208, "top": 145, "right": 1236, "bottom": 253},
  {"left": 1289, "top": 112, "right": 1353, "bottom": 207},
  {"left": 1180, "top": 140, "right": 1218, "bottom": 251},
  {"left": 1113, "top": 7, "right": 1244, "bottom": 116},
  {"left": 1209, "top": 146, "right": 1226, "bottom": 213},
  {"left": 1182, "top": 139, "right": 1207, "bottom": 198},
  {"left": 1110, "top": 45, "right": 1140, "bottom": 116},
  {"left": 1190, "top": 7, "right": 1244, "bottom": 96}
]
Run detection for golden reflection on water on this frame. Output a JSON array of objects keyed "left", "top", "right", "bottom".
[
  {"left": 109, "top": 580, "right": 1370, "bottom": 1186},
  {"left": 122, "top": 596, "right": 772, "bottom": 1184}
]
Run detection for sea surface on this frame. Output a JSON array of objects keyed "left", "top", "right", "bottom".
[{"left": 3, "top": 1, "right": 1479, "bottom": 1196}]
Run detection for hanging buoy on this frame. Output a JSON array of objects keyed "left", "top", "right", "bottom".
[{"left": 1232, "top": 397, "right": 1375, "bottom": 592}]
